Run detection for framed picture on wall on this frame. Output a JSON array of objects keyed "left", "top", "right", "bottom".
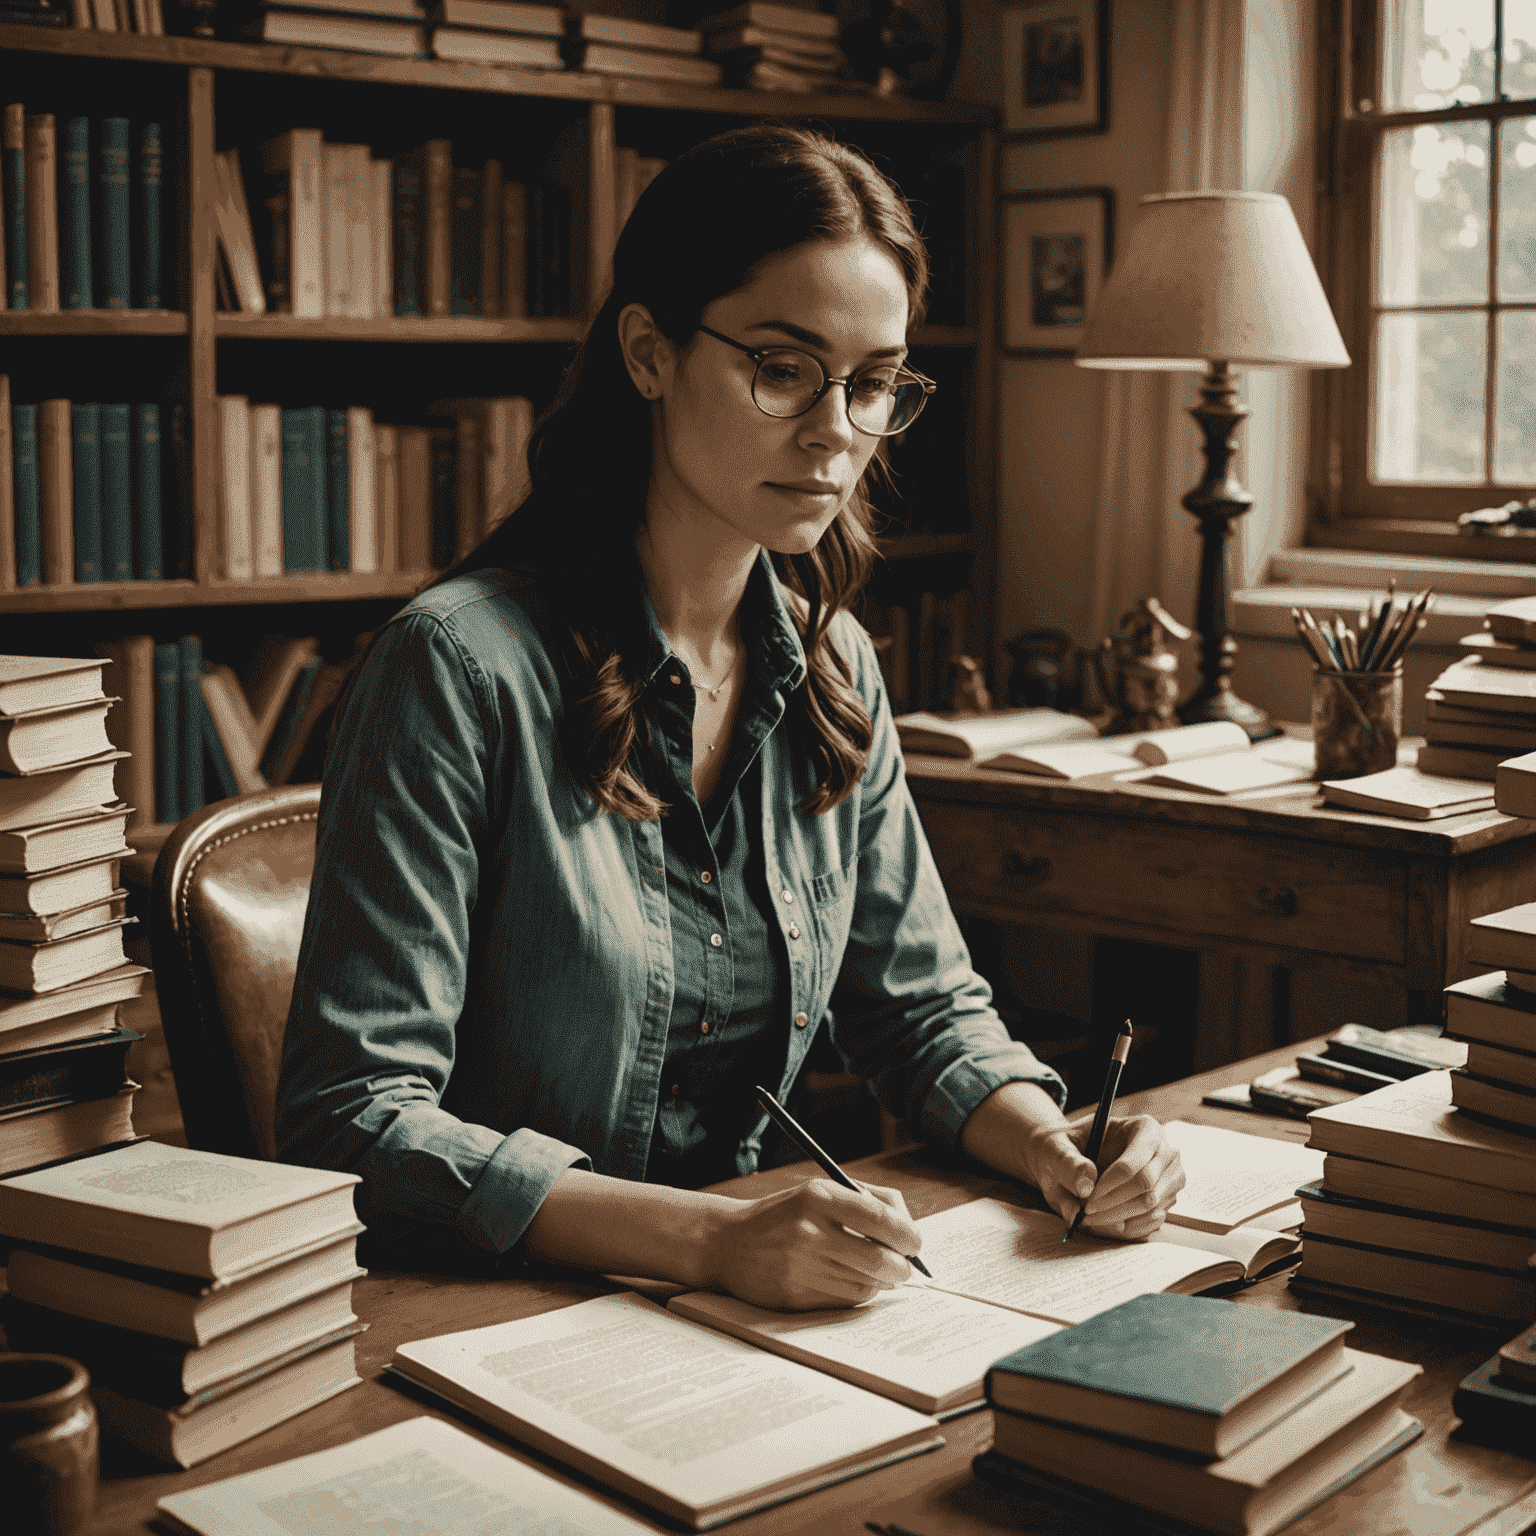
[
  {"left": 1001, "top": 0, "right": 1109, "bottom": 139},
  {"left": 1001, "top": 188, "right": 1114, "bottom": 357}
]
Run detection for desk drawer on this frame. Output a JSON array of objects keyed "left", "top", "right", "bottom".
[{"left": 917, "top": 803, "right": 1408, "bottom": 963}]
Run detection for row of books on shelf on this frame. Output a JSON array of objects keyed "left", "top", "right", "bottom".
[
  {"left": 15, "top": 0, "right": 165, "bottom": 30},
  {"left": 1, "top": 105, "right": 166, "bottom": 313},
  {"left": 218, "top": 127, "right": 571, "bottom": 320}
]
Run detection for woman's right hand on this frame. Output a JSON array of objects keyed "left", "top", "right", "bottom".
[{"left": 701, "top": 1179, "right": 922, "bottom": 1311}]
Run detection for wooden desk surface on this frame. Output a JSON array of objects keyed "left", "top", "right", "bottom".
[{"left": 84, "top": 1039, "right": 1536, "bottom": 1536}]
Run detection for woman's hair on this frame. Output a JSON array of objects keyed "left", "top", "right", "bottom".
[{"left": 419, "top": 123, "right": 929, "bottom": 820}]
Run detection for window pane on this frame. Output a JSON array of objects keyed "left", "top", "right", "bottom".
[
  {"left": 1507, "top": 0, "right": 1536, "bottom": 101},
  {"left": 1494, "top": 310, "right": 1536, "bottom": 482},
  {"left": 1374, "top": 311, "right": 1487, "bottom": 481},
  {"left": 1500, "top": 117, "right": 1536, "bottom": 296},
  {"left": 1382, "top": 0, "right": 1495, "bottom": 111},
  {"left": 1378, "top": 123, "right": 1491, "bottom": 304}
]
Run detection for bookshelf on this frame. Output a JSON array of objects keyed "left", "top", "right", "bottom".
[{"left": 0, "top": 23, "right": 999, "bottom": 705}]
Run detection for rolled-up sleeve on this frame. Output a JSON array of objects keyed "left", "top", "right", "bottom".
[
  {"left": 825, "top": 623, "right": 1067, "bottom": 1146},
  {"left": 276, "top": 612, "right": 589, "bottom": 1253}
]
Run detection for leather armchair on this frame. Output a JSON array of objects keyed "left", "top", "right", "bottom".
[{"left": 147, "top": 784, "right": 321, "bottom": 1160}]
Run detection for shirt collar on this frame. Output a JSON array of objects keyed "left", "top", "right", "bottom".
[{"left": 639, "top": 548, "right": 807, "bottom": 695}]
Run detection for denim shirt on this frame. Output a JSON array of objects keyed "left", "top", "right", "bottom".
[{"left": 276, "top": 550, "right": 1067, "bottom": 1254}]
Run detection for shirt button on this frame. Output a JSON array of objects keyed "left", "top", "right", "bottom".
[
  {"left": 710, "top": 932, "right": 723, "bottom": 947},
  {"left": 669, "top": 674, "right": 682, "bottom": 686},
  {"left": 700, "top": 1021, "right": 712, "bottom": 1035},
  {"left": 700, "top": 871, "right": 712, "bottom": 883},
  {"left": 794, "top": 1011, "right": 809, "bottom": 1028},
  {"left": 781, "top": 890, "right": 794, "bottom": 904},
  {"left": 788, "top": 924, "right": 800, "bottom": 940}
]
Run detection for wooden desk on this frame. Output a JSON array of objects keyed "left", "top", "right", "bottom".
[
  {"left": 81, "top": 1038, "right": 1535, "bottom": 1536},
  {"left": 905, "top": 752, "right": 1536, "bottom": 1064}
]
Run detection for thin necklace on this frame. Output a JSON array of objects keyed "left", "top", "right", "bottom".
[{"left": 687, "top": 647, "right": 738, "bottom": 702}]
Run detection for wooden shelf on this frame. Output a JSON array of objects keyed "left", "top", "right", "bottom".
[
  {"left": 0, "top": 571, "right": 432, "bottom": 612},
  {"left": 0, "top": 25, "right": 996, "bottom": 125},
  {"left": 214, "top": 313, "right": 584, "bottom": 342},
  {"left": 0, "top": 309, "right": 187, "bottom": 335},
  {"left": 877, "top": 533, "right": 974, "bottom": 559}
]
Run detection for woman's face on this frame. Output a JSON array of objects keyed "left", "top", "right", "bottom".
[{"left": 644, "top": 237, "right": 912, "bottom": 557}]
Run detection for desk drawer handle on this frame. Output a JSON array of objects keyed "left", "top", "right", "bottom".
[
  {"left": 1257, "top": 885, "right": 1299, "bottom": 918},
  {"left": 1003, "top": 850, "right": 1053, "bottom": 885}
]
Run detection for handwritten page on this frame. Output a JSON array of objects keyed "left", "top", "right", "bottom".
[
  {"left": 157, "top": 1416, "right": 658, "bottom": 1536},
  {"left": 913, "top": 1200, "right": 1239, "bottom": 1326},
  {"left": 668, "top": 1284, "right": 1060, "bottom": 1411},
  {"left": 1164, "top": 1121, "right": 1324, "bottom": 1234}
]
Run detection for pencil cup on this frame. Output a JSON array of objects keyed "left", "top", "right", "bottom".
[
  {"left": 1311, "top": 668, "right": 1402, "bottom": 780},
  {"left": 0, "top": 1355, "right": 98, "bottom": 1535}
]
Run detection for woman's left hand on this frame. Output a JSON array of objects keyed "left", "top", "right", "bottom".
[{"left": 1022, "top": 1113, "right": 1186, "bottom": 1239}]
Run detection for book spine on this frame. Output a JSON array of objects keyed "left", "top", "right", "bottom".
[
  {"left": 391, "top": 152, "right": 422, "bottom": 316},
  {"left": 99, "top": 401, "right": 133, "bottom": 581},
  {"left": 102, "top": 633, "right": 156, "bottom": 826},
  {"left": 166, "top": 399, "right": 193, "bottom": 578},
  {"left": 525, "top": 178, "right": 544, "bottom": 318},
  {"left": 326, "top": 406, "right": 350, "bottom": 571},
  {"left": 69, "top": 0, "right": 90, "bottom": 27},
  {"left": 217, "top": 395, "right": 253, "bottom": 580},
  {"left": 153, "top": 641, "right": 180, "bottom": 826},
  {"left": 262, "top": 185, "right": 291, "bottom": 311},
  {"left": 428, "top": 426, "right": 455, "bottom": 569},
  {"left": 3, "top": 103, "right": 25, "bottom": 310},
  {"left": 133, "top": 402, "right": 162, "bottom": 579},
  {"left": 61, "top": 116, "right": 92, "bottom": 310},
  {"left": 450, "top": 165, "right": 481, "bottom": 315},
  {"left": 344, "top": 145, "right": 371, "bottom": 319},
  {"left": 396, "top": 424, "right": 431, "bottom": 570},
  {"left": 137, "top": 122, "right": 161, "bottom": 310},
  {"left": 500, "top": 181, "right": 525, "bottom": 320},
  {"left": 71, "top": 400, "right": 102, "bottom": 581},
  {"left": 13, "top": 401, "right": 40, "bottom": 586},
  {"left": 258, "top": 658, "right": 319, "bottom": 781},
  {"left": 422, "top": 138, "right": 451, "bottom": 318},
  {"left": 280, "top": 407, "right": 321, "bottom": 572},
  {"left": 370, "top": 157, "right": 391, "bottom": 318},
  {"left": 24, "top": 113, "right": 58, "bottom": 313},
  {"left": 201, "top": 679, "right": 240, "bottom": 799},
  {"left": 453, "top": 412, "right": 480, "bottom": 560},
  {"left": 479, "top": 158, "right": 501, "bottom": 318},
  {"left": 0, "top": 374, "right": 12, "bottom": 588},
  {"left": 374, "top": 422, "right": 399, "bottom": 572},
  {"left": 37, "top": 397, "right": 72, "bottom": 581},
  {"left": 323, "top": 144, "right": 349, "bottom": 317},
  {"left": 99, "top": 116, "right": 130, "bottom": 310},
  {"left": 347, "top": 405, "right": 376, "bottom": 574},
  {"left": 544, "top": 180, "right": 570, "bottom": 317},
  {"left": 178, "top": 633, "right": 203, "bottom": 815},
  {"left": 289, "top": 132, "right": 324, "bottom": 319},
  {"left": 249, "top": 402, "right": 283, "bottom": 576}
]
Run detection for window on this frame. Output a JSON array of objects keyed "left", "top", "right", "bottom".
[{"left": 1320, "top": 0, "right": 1536, "bottom": 552}]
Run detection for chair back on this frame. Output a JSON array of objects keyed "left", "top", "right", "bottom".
[{"left": 148, "top": 784, "right": 322, "bottom": 1160}]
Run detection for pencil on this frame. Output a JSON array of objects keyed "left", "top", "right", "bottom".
[
  {"left": 754, "top": 1084, "right": 934, "bottom": 1279},
  {"left": 1062, "top": 1020, "right": 1133, "bottom": 1242}
]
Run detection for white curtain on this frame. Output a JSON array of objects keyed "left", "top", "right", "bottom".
[{"left": 1087, "top": 0, "right": 1314, "bottom": 644}]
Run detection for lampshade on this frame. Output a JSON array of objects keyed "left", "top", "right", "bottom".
[{"left": 1074, "top": 191, "right": 1350, "bottom": 371}]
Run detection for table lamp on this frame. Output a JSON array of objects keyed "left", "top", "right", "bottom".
[{"left": 1075, "top": 191, "right": 1350, "bottom": 740}]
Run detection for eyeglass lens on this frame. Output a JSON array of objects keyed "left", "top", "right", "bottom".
[{"left": 751, "top": 351, "right": 925, "bottom": 435}]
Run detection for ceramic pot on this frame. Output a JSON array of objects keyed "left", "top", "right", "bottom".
[{"left": 0, "top": 1354, "right": 98, "bottom": 1536}]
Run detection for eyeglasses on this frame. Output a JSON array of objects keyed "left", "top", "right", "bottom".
[{"left": 697, "top": 326, "right": 937, "bottom": 437}]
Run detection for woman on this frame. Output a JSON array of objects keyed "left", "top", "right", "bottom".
[{"left": 277, "top": 124, "right": 1184, "bottom": 1311}]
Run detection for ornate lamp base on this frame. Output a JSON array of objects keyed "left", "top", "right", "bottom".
[{"left": 1176, "top": 362, "right": 1281, "bottom": 743}]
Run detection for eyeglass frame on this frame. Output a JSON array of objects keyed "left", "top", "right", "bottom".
[{"left": 694, "top": 325, "right": 937, "bottom": 437}]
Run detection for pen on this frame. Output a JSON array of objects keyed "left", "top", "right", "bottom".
[
  {"left": 754, "top": 1084, "right": 933, "bottom": 1279},
  {"left": 1062, "top": 1019, "right": 1133, "bottom": 1242}
]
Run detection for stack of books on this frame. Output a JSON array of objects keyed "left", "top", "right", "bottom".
[
  {"left": 0, "top": 1139, "right": 366, "bottom": 1467},
  {"left": 428, "top": 0, "right": 564, "bottom": 68},
  {"left": 701, "top": 1, "right": 843, "bottom": 92},
  {"left": 975, "top": 1294, "right": 1423, "bottom": 1536},
  {"left": 0, "top": 105, "right": 166, "bottom": 315},
  {"left": 571, "top": 11, "right": 722, "bottom": 85},
  {"left": 1445, "top": 902, "right": 1536, "bottom": 1133},
  {"left": 0, "top": 654, "right": 144, "bottom": 1175},
  {"left": 241, "top": 0, "right": 429, "bottom": 58},
  {"left": 1297, "top": 1056, "right": 1536, "bottom": 1324},
  {"left": 1419, "top": 598, "right": 1536, "bottom": 780}
]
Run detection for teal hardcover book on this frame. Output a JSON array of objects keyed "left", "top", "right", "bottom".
[
  {"left": 202, "top": 686, "right": 240, "bottom": 799},
  {"left": 12, "top": 403, "right": 40, "bottom": 586},
  {"left": 3, "top": 121, "right": 24, "bottom": 309},
  {"left": 392, "top": 152, "right": 423, "bottom": 316},
  {"left": 178, "top": 634, "right": 204, "bottom": 815},
  {"left": 280, "top": 406, "right": 326, "bottom": 572},
  {"left": 326, "top": 407, "right": 350, "bottom": 572},
  {"left": 71, "top": 402, "right": 103, "bottom": 582},
  {"left": 133, "top": 402, "right": 162, "bottom": 579},
  {"left": 985, "top": 1293, "right": 1354, "bottom": 1459},
  {"left": 137, "top": 123, "right": 161, "bottom": 310},
  {"left": 153, "top": 641, "right": 181, "bottom": 826},
  {"left": 99, "top": 117, "right": 131, "bottom": 311},
  {"left": 61, "top": 116, "right": 93, "bottom": 310},
  {"left": 258, "top": 658, "right": 321, "bottom": 782},
  {"left": 99, "top": 402, "right": 133, "bottom": 581}
]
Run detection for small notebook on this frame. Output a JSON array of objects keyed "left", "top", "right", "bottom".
[
  {"left": 1145, "top": 752, "right": 1313, "bottom": 795},
  {"left": 1321, "top": 767, "right": 1495, "bottom": 819}
]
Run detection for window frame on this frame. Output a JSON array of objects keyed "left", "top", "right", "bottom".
[{"left": 1312, "top": 0, "right": 1536, "bottom": 558}]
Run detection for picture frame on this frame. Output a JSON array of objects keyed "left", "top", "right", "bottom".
[
  {"left": 1001, "top": 188, "right": 1114, "bottom": 357},
  {"left": 1001, "top": 0, "right": 1110, "bottom": 140}
]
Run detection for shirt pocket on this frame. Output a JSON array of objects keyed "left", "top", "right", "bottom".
[{"left": 807, "top": 857, "right": 858, "bottom": 1001}]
